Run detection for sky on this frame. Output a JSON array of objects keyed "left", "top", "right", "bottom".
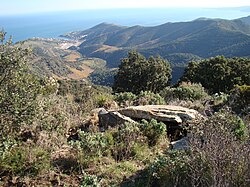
[{"left": 1, "top": 0, "right": 250, "bottom": 15}]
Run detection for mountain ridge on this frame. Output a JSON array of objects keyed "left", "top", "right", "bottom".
[
  {"left": 23, "top": 16, "right": 250, "bottom": 85},
  {"left": 62, "top": 17, "right": 250, "bottom": 69}
]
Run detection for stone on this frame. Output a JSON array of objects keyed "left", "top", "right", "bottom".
[
  {"left": 91, "top": 107, "right": 108, "bottom": 115},
  {"left": 98, "top": 110, "right": 137, "bottom": 129},
  {"left": 170, "top": 137, "right": 190, "bottom": 150},
  {"left": 117, "top": 105, "right": 199, "bottom": 124}
]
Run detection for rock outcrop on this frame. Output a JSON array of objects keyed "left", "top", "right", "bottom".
[
  {"left": 98, "top": 108, "right": 137, "bottom": 130},
  {"left": 95, "top": 105, "right": 201, "bottom": 140},
  {"left": 117, "top": 105, "right": 199, "bottom": 124},
  {"left": 170, "top": 137, "right": 190, "bottom": 150}
]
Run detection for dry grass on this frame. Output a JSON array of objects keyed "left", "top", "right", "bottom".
[
  {"left": 94, "top": 45, "right": 120, "bottom": 53},
  {"left": 67, "top": 65, "right": 94, "bottom": 79},
  {"left": 63, "top": 51, "right": 81, "bottom": 62}
]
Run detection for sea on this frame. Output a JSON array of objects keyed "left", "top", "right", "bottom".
[{"left": 1, "top": 7, "right": 250, "bottom": 43}]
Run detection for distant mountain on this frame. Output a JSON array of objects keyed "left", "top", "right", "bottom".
[
  {"left": 239, "top": 15, "right": 250, "bottom": 25},
  {"left": 63, "top": 18, "right": 250, "bottom": 69},
  {"left": 24, "top": 17, "right": 250, "bottom": 85}
]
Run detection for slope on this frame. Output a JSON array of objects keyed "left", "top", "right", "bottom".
[{"left": 63, "top": 18, "right": 250, "bottom": 69}]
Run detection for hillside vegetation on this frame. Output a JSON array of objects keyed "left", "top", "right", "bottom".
[
  {"left": 0, "top": 20, "right": 250, "bottom": 187},
  {"left": 63, "top": 18, "right": 250, "bottom": 69},
  {"left": 17, "top": 38, "right": 106, "bottom": 80},
  {"left": 19, "top": 17, "right": 250, "bottom": 86}
]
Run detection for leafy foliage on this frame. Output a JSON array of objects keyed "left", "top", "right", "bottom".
[
  {"left": 115, "top": 91, "right": 165, "bottom": 107},
  {"left": 137, "top": 91, "right": 166, "bottom": 105},
  {"left": 0, "top": 32, "right": 44, "bottom": 135},
  {"left": 0, "top": 146, "right": 50, "bottom": 177},
  {"left": 140, "top": 119, "right": 167, "bottom": 146},
  {"left": 228, "top": 84, "right": 250, "bottom": 114},
  {"left": 89, "top": 68, "right": 117, "bottom": 86},
  {"left": 114, "top": 92, "right": 137, "bottom": 106},
  {"left": 71, "top": 131, "right": 113, "bottom": 157},
  {"left": 127, "top": 110, "right": 250, "bottom": 187},
  {"left": 160, "top": 82, "right": 209, "bottom": 102},
  {"left": 112, "top": 122, "right": 146, "bottom": 161},
  {"left": 113, "top": 51, "right": 171, "bottom": 94},
  {"left": 180, "top": 56, "right": 250, "bottom": 93}
]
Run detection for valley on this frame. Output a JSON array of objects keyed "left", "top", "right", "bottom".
[
  {"left": 18, "top": 38, "right": 107, "bottom": 80},
  {"left": 23, "top": 15, "right": 250, "bottom": 85}
]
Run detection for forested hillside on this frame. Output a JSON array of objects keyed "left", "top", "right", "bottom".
[
  {"left": 17, "top": 17, "right": 250, "bottom": 86},
  {"left": 63, "top": 18, "right": 250, "bottom": 69}
]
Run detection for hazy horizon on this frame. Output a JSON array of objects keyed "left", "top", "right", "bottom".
[
  {"left": 1, "top": 0, "right": 250, "bottom": 15},
  {"left": 1, "top": 7, "right": 250, "bottom": 43}
]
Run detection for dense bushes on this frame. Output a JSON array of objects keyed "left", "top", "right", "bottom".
[
  {"left": 180, "top": 56, "right": 250, "bottom": 93},
  {"left": 115, "top": 91, "right": 165, "bottom": 106},
  {"left": 57, "top": 79, "right": 114, "bottom": 110},
  {"left": 128, "top": 109, "right": 250, "bottom": 187},
  {"left": 70, "top": 131, "right": 113, "bottom": 158},
  {"left": 67, "top": 120, "right": 170, "bottom": 185},
  {"left": 140, "top": 119, "right": 167, "bottom": 146},
  {"left": 160, "top": 82, "right": 209, "bottom": 102},
  {"left": 228, "top": 85, "right": 250, "bottom": 114},
  {"left": 111, "top": 122, "right": 146, "bottom": 161},
  {"left": 188, "top": 109, "right": 250, "bottom": 186},
  {"left": 0, "top": 34, "right": 42, "bottom": 134},
  {"left": 1, "top": 146, "right": 50, "bottom": 177},
  {"left": 113, "top": 51, "right": 171, "bottom": 94},
  {"left": 72, "top": 120, "right": 168, "bottom": 162}
]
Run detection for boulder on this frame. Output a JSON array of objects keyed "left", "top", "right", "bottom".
[
  {"left": 117, "top": 105, "right": 199, "bottom": 124},
  {"left": 170, "top": 137, "right": 190, "bottom": 150},
  {"left": 98, "top": 109, "right": 137, "bottom": 130}
]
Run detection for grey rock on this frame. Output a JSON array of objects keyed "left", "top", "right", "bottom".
[
  {"left": 118, "top": 105, "right": 199, "bottom": 124},
  {"left": 98, "top": 110, "right": 137, "bottom": 129},
  {"left": 170, "top": 137, "right": 190, "bottom": 150}
]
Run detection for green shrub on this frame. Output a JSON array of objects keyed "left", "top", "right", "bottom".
[
  {"left": 95, "top": 93, "right": 114, "bottom": 107},
  {"left": 0, "top": 146, "right": 50, "bottom": 177},
  {"left": 114, "top": 92, "right": 137, "bottom": 106},
  {"left": 160, "top": 82, "right": 209, "bottom": 102},
  {"left": 212, "top": 92, "right": 229, "bottom": 105},
  {"left": 228, "top": 84, "right": 250, "bottom": 114},
  {"left": 71, "top": 131, "right": 113, "bottom": 157},
  {"left": 147, "top": 151, "right": 192, "bottom": 187},
  {"left": 112, "top": 122, "right": 146, "bottom": 161},
  {"left": 140, "top": 119, "right": 167, "bottom": 146},
  {"left": 0, "top": 37, "right": 43, "bottom": 134},
  {"left": 115, "top": 91, "right": 165, "bottom": 107},
  {"left": 136, "top": 91, "right": 166, "bottom": 105},
  {"left": 0, "top": 137, "right": 17, "bottom": 159},
  {"left": 213, "top": 109, "right": 249, "bottom": 140},
  {"left": 126, "top": 151, "right": 194, "bottom": 187}
]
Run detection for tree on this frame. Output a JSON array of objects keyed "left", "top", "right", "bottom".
[
  {"left": 180, "top": 56, "right": 250, "bottom": 93},
  {"left": 146, "top": 56, "right": 172, "bottom": 93},
  {"left": 113, "top": 51, "right": 171, "bottom": 94},
  {"left": 0, "top": 31, "right": 42, "bottom": 134}
]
